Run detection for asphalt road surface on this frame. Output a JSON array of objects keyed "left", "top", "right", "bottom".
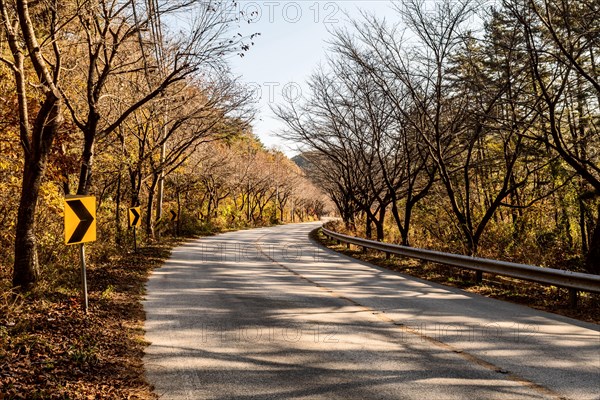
[{"left": 144, "top": 222, "right": 599, "bottom": 400}]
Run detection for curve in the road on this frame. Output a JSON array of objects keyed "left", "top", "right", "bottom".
[
  {"left": 253, "top": 230, "right": 565, "bottom": 400},
  {"left": 144, "top": 222, "right": 599, "bottom": 400}
]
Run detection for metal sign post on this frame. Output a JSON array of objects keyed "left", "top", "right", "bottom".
[
  {"left": 133, "top": 226, "right": 138, "bottom": 252},
  {"left": 79, "top": 243, "right": 89, "bottom": 313}
]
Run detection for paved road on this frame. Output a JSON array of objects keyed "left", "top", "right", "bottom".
[{"left": 144, "top": 222, "right": 599, "bottom": 399}]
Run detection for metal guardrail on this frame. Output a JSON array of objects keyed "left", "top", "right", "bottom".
[{"left": 321, "top": 227, "right": 600, "bottom": 307}]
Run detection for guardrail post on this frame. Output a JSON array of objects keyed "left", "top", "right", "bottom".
[
  {"left": 475, "top": 271, "right": 483, "bottom": 284},
  {"left": 386, "top": 252, "right": 391, "bottom": 260},
  {"left": 337, "top": 240, "right": 341, "bottom": 245},
  {"left": 346, "top": 242, "right": 351, "bottom": 250},
  {"left": 569, "top": 288, "right": 578, "bottom": 308}
]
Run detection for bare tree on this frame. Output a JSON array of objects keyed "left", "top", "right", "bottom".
[{"left": 329, "top": 21, "right": 437, "bottom": 245}]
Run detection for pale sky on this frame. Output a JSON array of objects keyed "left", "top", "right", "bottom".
[{"left": 227, "top": 1, "right": 397, "bottom": 155}]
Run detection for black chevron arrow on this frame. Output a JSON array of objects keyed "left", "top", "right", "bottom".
[
  {"left": 170, "top": 210, "right": 177, "bottom": 221},
  {"left": 67, "top": 199, "right": 94, "bottom": 244},
  {"left": 130, "top": 208, "right": 140, "bottom": 226}
]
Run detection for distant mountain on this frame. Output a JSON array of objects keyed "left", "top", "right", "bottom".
[{"left": 291, "top": 154, "right": 312, "bottom": 170}]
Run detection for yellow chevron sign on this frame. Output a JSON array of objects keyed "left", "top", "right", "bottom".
[
  {"left": 64, "top": 196, "right": 96, "bottom": 245},
  {"left": 129, "top": 207, "right": 142, "bottom": 227}
]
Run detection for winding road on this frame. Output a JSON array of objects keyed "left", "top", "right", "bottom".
[{"left": 143, "top": 222, "right": 599, "bottom": 399}]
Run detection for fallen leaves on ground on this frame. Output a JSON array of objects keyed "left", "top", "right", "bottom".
[{"left": 0, "top": 239, "right": 182, "bottom": 399}]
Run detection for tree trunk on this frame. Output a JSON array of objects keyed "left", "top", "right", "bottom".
[
  {"left": 585, "top": 206, "right": 600, "bottom": 275},
  {"left": 76, "top": 134, "right": 95, "bottom": 195},
  {"left": 11, "top": 90, "right": 62, "bottom": 291},
  {"left": 146, "top": 174, "right": 159, "bottom": 237},
  {"left": 176, "top": 191, "right": 181, "bottom": 236},
  {"left": 391, "top": 201, "right": 410, "bottom": 246},
  {"left": 12, "top": 158, "right": 45, "bottom": 289},
  {"left": 375, "top": 206, "right": 386, "bottom": 242},
  {"left": 374, "top": 220, "right": 384, "bottom": 242},
  {"left": 115, "top": 170, "right": 122, "bottom": 245},
  {"left": 206, "top": 195, "right": 213, "bottom": 223},
  {"left": 401, "top": 203, "right": 412, "bottom": 246},
  {"left": 467, "top": 239, "right": 478, "bottom": 257},
  {"left": 365, "top": 212, "right": 372, "bottom": 239},
  {"left": 579, "top": 200, "right": 588, "bottom": 255}
]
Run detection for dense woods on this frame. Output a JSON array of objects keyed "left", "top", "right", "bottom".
[
  {"left": 276, "top": 0, "right": 600, "bottom": 274},
  {"left": 0, "top": 0, "right": 325, "bottom": 291}
]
